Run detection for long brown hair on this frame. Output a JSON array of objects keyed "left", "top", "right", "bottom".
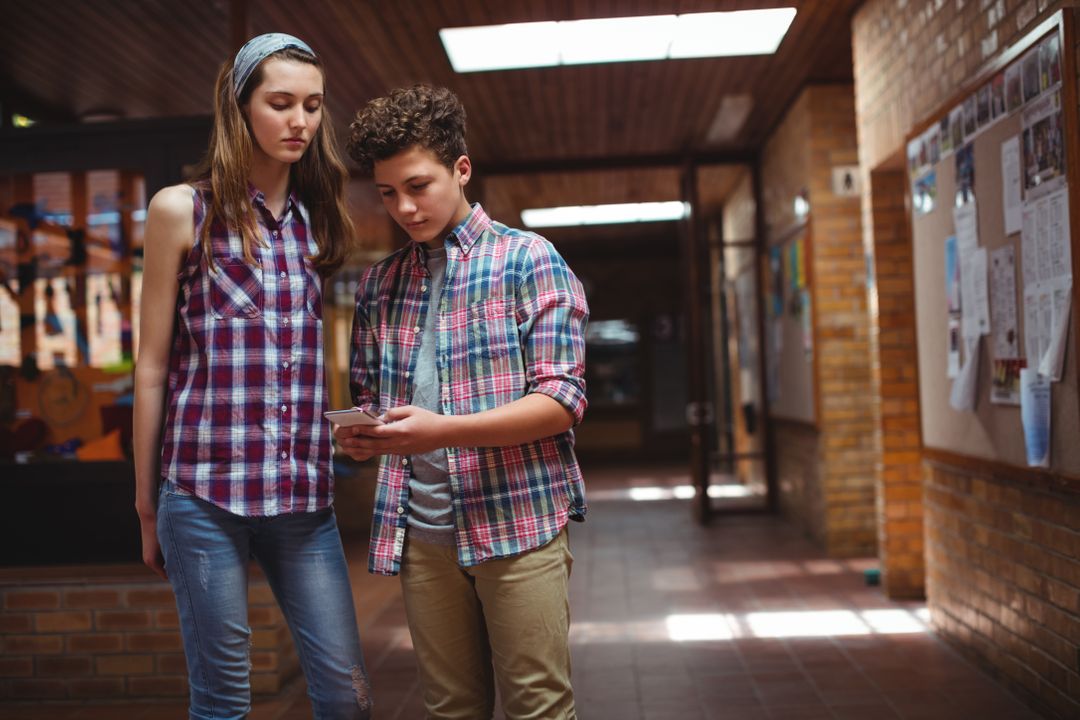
[{"left": 193, "top": 47, "right": 354, "bottom": 277}]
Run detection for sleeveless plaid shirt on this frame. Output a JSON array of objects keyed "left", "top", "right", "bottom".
[{"left": 159, "top": 184, "right": 332, "bottom": 516}]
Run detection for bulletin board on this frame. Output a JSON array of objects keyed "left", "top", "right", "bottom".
[
  {"left": 763, "top": 223, "right": 816, "bottom": 425},
  {"left": 907, "top": 11, "right": 1080, "bottom": 475}
]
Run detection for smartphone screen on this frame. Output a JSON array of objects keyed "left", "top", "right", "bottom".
[{"left": 323, "top": 408, "right": 385, "bottom": 426}]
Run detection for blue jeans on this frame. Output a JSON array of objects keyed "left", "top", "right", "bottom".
[{"left": 157, "top": 486, "right": 371, "bottom": 719}]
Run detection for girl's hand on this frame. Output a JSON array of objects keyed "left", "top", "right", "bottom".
[{"left": 138, "top": 512, "right": 168, "bottom": 581}]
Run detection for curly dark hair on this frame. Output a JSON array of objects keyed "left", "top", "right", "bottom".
[{"left": 347, "top": 84, "right": 468, "bottom": 174}]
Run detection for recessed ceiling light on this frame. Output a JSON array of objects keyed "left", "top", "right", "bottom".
[
  {"left": 440, "top": 8, "right": 797, "bottom": 73},
  {"left": 706, "top": 94, "right": 755, "bottom": 144},
  {"left": 521, "top": 202, "right": 688, "bottom": 228}
]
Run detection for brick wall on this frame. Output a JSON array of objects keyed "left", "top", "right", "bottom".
[
  {"left": 0, "top": 572, "right": 298, "bottom": 701},
  {"left": 868, "top": 168, "right": 924, "bottom": 600},
  {"left": 745, "top": 84, "right": 876, "bottom": 557},
  {"left": 853, "top": 0, "right": 1080, "bottom": 716},
  {"left": 853, "top": 0, "right": 1055, "bottom": 174},
  {"left": 925, "top": 462, "right": 1080, "bottom": 718}
]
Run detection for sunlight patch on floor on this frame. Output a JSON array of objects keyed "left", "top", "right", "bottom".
[
  {"left": 588, "top": 483, "right": 758, "bottom": 502},
  {"left": 569, "top": 606, "right": 930, "bottom": 644}
]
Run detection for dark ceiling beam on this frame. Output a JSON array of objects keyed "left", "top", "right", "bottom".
[
  {"left": 0, "top": 116, "right": 210, "bottom": 195},
  {"left": 480, "top": 150, "right": 759, "bottom": 175},
  {"left": 231, "top": 0, "right": 251, "bottom": 52},
  {"left": 350, "top": 149, "right": 758, "bottom": 180}
]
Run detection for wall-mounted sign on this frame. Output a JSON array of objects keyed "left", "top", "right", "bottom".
[{"left": 831, "top": 165, "right": 860, "bottom": 197}]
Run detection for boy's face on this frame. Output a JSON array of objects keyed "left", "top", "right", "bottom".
[{"left": 373, "top": 145, "right": 472, "bottom": 247}]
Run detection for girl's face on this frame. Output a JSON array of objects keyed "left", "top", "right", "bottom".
[
  {"left": 244, "top": 58, "right": 324, "bottom": 166},
  {"left": 373, "top": 145, "right": 472, "bottom": 247}
]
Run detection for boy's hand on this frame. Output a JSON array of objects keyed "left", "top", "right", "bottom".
[{"left": 333, "top": 406, "right": 448, "bottom": 461}]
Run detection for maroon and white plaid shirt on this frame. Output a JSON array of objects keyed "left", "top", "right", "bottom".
[{"left": 159, "top": 184, "right": 332, "bottom": 516}]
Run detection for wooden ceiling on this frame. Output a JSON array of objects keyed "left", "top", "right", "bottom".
[{"left": 1, "top": 0, "right": 857, "bottom": 239}]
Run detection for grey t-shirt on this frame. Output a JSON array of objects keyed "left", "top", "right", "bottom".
[{"left": 406, "top": 245, "right": 454, "bottom": 545}]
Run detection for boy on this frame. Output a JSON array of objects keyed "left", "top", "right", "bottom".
[{"left": 340, "top": 85, "right": 588, "bottom": 719}]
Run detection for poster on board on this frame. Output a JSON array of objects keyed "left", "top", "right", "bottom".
[{"left": 1022, "top": 91, "right": 1066, "bottom": 201}]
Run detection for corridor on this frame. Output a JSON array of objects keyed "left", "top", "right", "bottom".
[{"left": 0, "top": 464, "right": 1041, "bottom": 720}]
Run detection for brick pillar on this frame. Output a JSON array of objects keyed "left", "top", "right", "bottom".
[
  {"left": 868, "top": 168, "right": 925, "bottom": 599},
  {"left": 808, "top": 87, "right": 877, "bottom": 558}
]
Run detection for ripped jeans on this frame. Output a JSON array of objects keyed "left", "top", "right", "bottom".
[{"left": 158, "top": 485, "right": 371, "bottom": 720}]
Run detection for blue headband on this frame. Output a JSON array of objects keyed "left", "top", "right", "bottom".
[{"left": 232, "top": 33, "right": 316, "bottom": 98}]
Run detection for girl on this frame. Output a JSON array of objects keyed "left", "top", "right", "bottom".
[{"left": 133, "top": 33, "right": 371, "bottom": 719}]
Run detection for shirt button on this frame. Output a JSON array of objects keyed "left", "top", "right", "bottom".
[
  {"left": 280, "top": 271, "right": 287, "bottom": 278},
  {"left": 401, "top": 457, "right": 409, "bottom": 466},
  {"left": 280, "top": 451, "right": 288, "bottom": 459},
  {"left": 281, "top": 405, "right": 287, "bottom": 413},
  {"left": 421, "top": 285, "right": 428, "bottom": 292},
  {"left": 404, "top": 370, "right": 411, "bottom": 378},
  {"left": 282, "top": 317, "right": 289, "bottom": 325},
  {"left": 396, "top": 506, "right": 405, "bottom": 515},
  {"left": 413, "top": 326, "right": 420, "bottom": 334},
  {"left": 282, "top": 361, "right": 289, "bottom": 369},
  {"left": 273, "top": 230, "right": 280, "bottom": 238}
]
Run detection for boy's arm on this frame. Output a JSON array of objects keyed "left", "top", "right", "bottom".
[{"left": 513, "top": 236, "right": 589, "bottom": 426}]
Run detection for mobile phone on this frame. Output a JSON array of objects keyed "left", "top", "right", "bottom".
[{"left": 323, "top": 407, "right": 385, "bottom": 426}]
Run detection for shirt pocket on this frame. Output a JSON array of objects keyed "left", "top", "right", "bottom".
[
  {"left": 302, "top": 261, "right": 323, "bottom": 321},
  {"left": 210, "top": 257, "right": 263, "bottom": 319},
  {"left": 467, "top": 297, "right": 519, "bottom": 360}
]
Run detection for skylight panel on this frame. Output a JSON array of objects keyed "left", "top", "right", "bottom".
[{"left": 440, "top": 9, "right": 797, "bottom": 73}]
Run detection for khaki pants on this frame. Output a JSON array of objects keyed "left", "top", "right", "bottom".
[{"left": 400, "top": 528, "right": 576, "bottom": 720}]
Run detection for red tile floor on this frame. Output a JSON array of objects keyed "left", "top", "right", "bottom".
[{"left": 0, "top": 463, "right": 1042, "bottom": 719}]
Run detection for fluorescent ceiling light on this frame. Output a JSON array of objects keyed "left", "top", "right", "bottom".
[
  {"left": 521, "top": 202, "right": 688, "bottom": 228},
  {"left": 438, "top": 21, "right": 560, "bottom": 72},
  {"left": 559, "top": 15, "right": 676, "bottom": 65},
  {"left": 670, "top": 9, "right": 795, "bottom": 58},
  {"left": 440, "top": 9, "right": 797, "bottom": 73}
]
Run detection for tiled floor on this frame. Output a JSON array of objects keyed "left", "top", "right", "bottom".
[{"left": 0, "top": 463, "right": 1042, "bottom": 719}]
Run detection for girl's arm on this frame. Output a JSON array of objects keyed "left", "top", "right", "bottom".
[{"left": 132, "top": 184, "right": 194, "bottom": 580}]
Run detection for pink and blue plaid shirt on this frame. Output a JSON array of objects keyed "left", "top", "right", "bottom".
[
  {"left": 351, "top": 205, "right": 589, "bottom": 575},
  {"left": 159, "top": 184, "right": 332, "bottom": 516}
]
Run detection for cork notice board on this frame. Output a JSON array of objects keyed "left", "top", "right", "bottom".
[
  {"left": 764, "top": 224, "right": 816, "bottom": 425},
  {"left": 908, "top": 14, "right": 1080, "bottom": 475}
]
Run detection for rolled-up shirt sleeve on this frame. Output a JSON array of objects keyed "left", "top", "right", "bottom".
[{"left": 515, "top": 237, "right": 589, "bottom": 425}]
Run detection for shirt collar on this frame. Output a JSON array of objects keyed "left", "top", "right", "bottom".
[
  {"left": 450, "top": 203, "right": 490, "bottom": 254},
  {"left": 409, "top": 203, "right": 490, "bottom": 263},
  {"left": 248, "top": 183, "right": 301, "bottom": 223}
]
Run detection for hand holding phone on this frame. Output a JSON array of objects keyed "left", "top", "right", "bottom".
[{"left": 323, "top": 407, "right": 385, "bottom": 427}]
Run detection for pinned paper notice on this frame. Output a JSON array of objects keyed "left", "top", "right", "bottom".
[
  {"left": 949, "top": 336, "right": 980, "bottom": 412},
  {"left": 1001, "top": 135, "right": 1023, "bottom": 235},
  {"left": 989, "top": 245, "right": 1019, "bottom": 359},
  {"left": 1037, "top": 279, "right": 1072, "bottom": 380},
  {"left": 947, "top": 314, "right": 961, "bottom": 379},
  {"left": 954, "top": 202, "right": 979, "bottom": 253},
  {"left": 1020, "top": 368, "right": 1050, "bottom": 468},
  {"left": 960, "top": 247, "right": 990, "bottom": 339}
]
